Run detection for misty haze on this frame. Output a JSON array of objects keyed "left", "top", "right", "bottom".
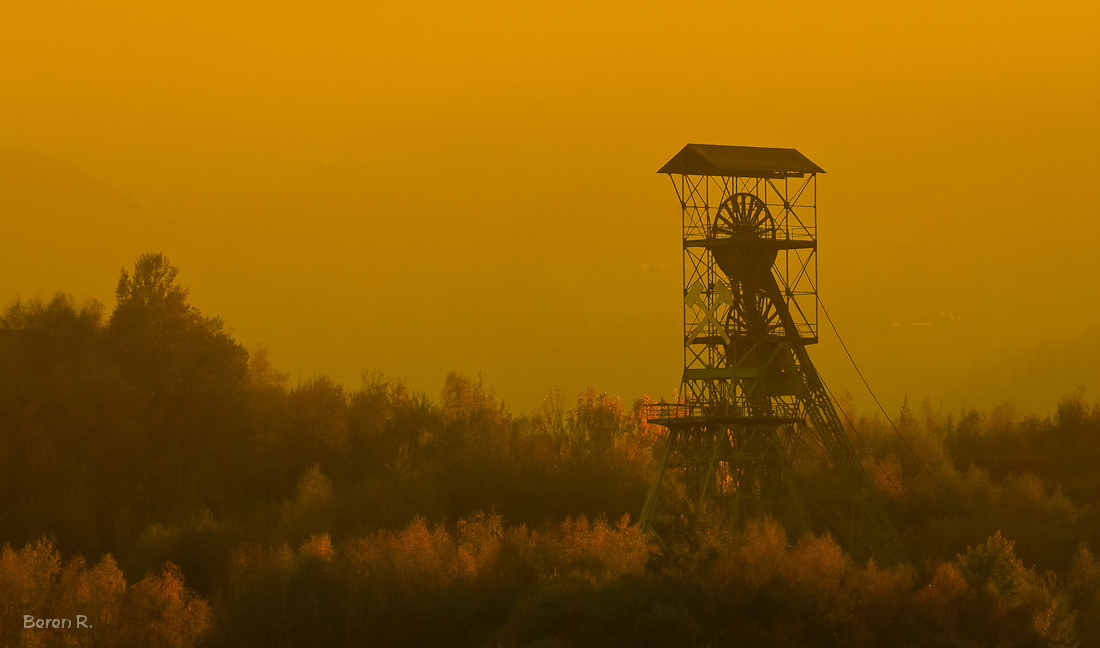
[{"left": 2, "top": 1, "right": 1099, "bottom": 646}]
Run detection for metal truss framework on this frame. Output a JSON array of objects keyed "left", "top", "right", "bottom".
[{"left": 640, "top": 166, "right": 906, "bottom": 565}]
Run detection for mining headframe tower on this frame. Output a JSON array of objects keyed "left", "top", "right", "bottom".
[{"left": 640, "top": 144, "right": 906, "bottom": 565}]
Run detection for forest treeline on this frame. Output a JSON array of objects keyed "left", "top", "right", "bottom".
[{"left": 2, "top": 254, "right": 1100, "bottom": 647}]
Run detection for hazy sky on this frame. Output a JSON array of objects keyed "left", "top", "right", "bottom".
[{"left": 2, "top": 1, "right": 1098, "bottom": 415}]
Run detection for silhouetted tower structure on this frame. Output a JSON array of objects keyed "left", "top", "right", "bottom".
[{"left": 640, "top": 144, "right": 905, "bottom": 564}]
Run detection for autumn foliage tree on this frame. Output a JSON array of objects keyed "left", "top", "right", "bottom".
[{"left": 0, "top": 538, "right": 209, "bottom": 648}]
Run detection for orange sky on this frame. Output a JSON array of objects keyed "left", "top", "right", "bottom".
[{"left": 2, "top": 1, "right": 1098, "bottom": 415}]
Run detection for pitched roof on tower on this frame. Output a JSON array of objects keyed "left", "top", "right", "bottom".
[{"left": 658, "top": 144, "right": 825, "bottom": 177}]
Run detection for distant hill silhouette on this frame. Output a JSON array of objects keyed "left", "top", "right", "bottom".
[{"left": 0, "top": 146, "right": 152, "bottom": 299}]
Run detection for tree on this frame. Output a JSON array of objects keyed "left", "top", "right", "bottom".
[
  {"left": 106, "top": 254, "right": 251, "bottom": 515},
  {"left": 108, "top": 253, "right": 247, "bottom": 394}
]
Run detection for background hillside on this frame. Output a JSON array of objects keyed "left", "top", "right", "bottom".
[{"left": 1, "top": 256, "right": 1099, "bottom": 647}]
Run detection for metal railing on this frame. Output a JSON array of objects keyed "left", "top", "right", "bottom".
[{"left": 643, "top": 401, "right": 807, "bottom": 424}]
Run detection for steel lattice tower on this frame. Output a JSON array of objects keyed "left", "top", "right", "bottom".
[{"left": 640, "top": 144, "right": 906, "bottom": 565}]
